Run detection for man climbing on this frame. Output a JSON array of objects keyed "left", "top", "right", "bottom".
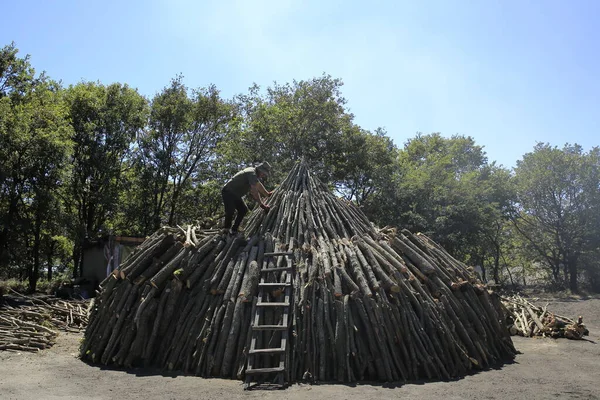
[{"left": 221, "top": 161, "right": 273, "bottom": 235}]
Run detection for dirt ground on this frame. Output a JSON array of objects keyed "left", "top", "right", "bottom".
[{"left": 1, "top": 296, "right": 599, "bottom": 400}]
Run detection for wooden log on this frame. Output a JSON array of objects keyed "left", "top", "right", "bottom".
[
  {"left": 186, "top": 238, "right": 227, "bottom": 289},
  {"left": 124, "top": 297, "right": 158, "bottom": 368},
  {"left": 202, "top": 301, "right": 227, "bottom": 375},
  {"left": 351, "top": 242, "right": 380, "bottom": 291},
  {"left": 353, "top": 239, "right": 399, "bottom": 292},
  {"left": 100, "top": 283, "right": 140, "bottom": 364},
  {"left": 439, "top": 294, "right": 484, "bottom": 367},
  {"left": 156, "top": 280, "right": 184, "bottom": 343},
  {"left": 336, "top": 264, "right": 360, "bottom": 297},
  {"left": 235, "top": 297, "right": 256, "bottom": 379},
  {"left": 212, "top": 299, "right": 236, "bottom": 375},
  {"left": 167, "top": 292, "right": 210, "bottom": 371},
  {"left": 343, "top": 245, "right": 372, "bottom": 297},
  {"left": 400, "top": 254, "right": 430, "bottom": 284},
  {"left": 226, "top": 246, "right": 257, "bottom": 301},
  {"left": 133, "top": 287, "right": 158, "bottom": 329},
  {"left": 391, "top": 235, "right": 437, "bottom": 276},
  {"left": 182, "top": 294, "right": 217, "bottom": 373},
  {"left": 363, "top": 236, "right": 408, "bottom": 282},
  {"left": 206, "top": 237, "right": 244, "bottom": 291},
  {"left": 237, "top": 259, "right": 259, "bottom": 300},
  {"left": 334, "top": 298, "right": 346, "bottom": 382},
  {"left": 193, "top": 296, "right": 222, "bottom": 375},
  {"left": 99, "top": 275, "right": 118, "bottom": 303},
  {"left": 143, "top": 282, "right": 172, "bottom": 363},
  {"left": 118, "top": 233, "right": 167, "bottom": 277},
  {"left": 135, "top": 241, "right": 184, "bottom": 285},
  {"left": 88, "top": 281, "right": 134, "bottom": 362},
  {"left": 149, "top": 246, "right": 192, "bottom": 290},
  {"left": 178, "top": 236, "right": 219, "bottom": 282},
  {"left": 112, "top": 299, "right": 142, "bottom": 365},
  {"left": 125, "top": 234, "right": 177, "bottom": 281},
  {"left": 350, "top": 298, "right": 388, "bottom": 380},
  {"left": 220, "top": 297, "right": 246, "bottom": 377}
]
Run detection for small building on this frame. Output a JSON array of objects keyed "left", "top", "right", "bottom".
[{"left": 82, "top": 235, "right": 146, "bottom": 290}]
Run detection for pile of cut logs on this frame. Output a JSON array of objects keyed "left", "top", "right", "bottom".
[
  {"left": 500, "top": 294, "right": 589, "bottom": 340},
  {"left": 0, "top": 291, "right": 89, "bottom": 352},
  {"left": 81, "top": 162, "right": 516, "bottom": 383}
]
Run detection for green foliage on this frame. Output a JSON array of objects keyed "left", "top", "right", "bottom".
[
  {"left": 333, "top": 127, "right": 398, "bottom": 205},
  {"left": 63, "top": 81, "right": 148, "bottom": 275},
  {"left": 363, "top": 133, "right": 519, "bottom": 285},
  {"left": 218, "top": 75, "right": 401, "bottom": 214},
  {"left": 219, "top": 75, "right": 353, "bottom": 181},
  {"left": 0, "top": 279, "right": 29, "bottom": 295},
  {"left": 513, "top": 143, "right": 600, "bottom": 292},
  {"left": 0, "top": 274, "right": 72, "bottom": 295},
  {"left": 0, "top": 42, "right": 35, "bottom": 100},
  {"left": 0, "top": 44, "right": 73, "bottom": 292},
  {"left": 121, "top": 76, "right": 233, "bottom": 235},
  {"left": 389, "top": 134, "right": 492, "bottom": 248}
]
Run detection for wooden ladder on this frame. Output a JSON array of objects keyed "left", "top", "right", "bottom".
[{"left": 244, "top": 251, "right": 294, "bottom": 390}]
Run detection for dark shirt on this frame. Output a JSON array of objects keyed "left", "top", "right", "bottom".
[{"left": 223, "top": 167, "right": 259, "bottom": 197}]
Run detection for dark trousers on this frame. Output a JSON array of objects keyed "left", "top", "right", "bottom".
[{"left": 221, "top": 188, "right": 248, "bottom": 232}]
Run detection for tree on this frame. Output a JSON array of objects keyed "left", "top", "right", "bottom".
[
  {"left": 219, "top": 75, "right": 355, "bottom": 184},
  {"left": 394, "top": 133, "right": 488, "bottom": 250},
  {"left": 126, "top": 76, "right": 233, "bottom": 234},
  {"left": 513, "top": 143, "right": 600, "bottom": 292},
  {"left": 468, "top": 165, "right": 516, "bottom": 284},
  {"left": 0, "top": 43, "right": 73, "bottom": 290},
  {"left": 0, "top": 42, "right": 35, "bottom": 274},
  {"left": 64, "top": 81, "right": 148, "bottom": 277},
  {"left": 0, "top": 42, "right": 34, "bottom": 100},
  {"left": 377, "top": 133, "right": 517, "bottom": 276},
  {"left": 334, "top": 127, "right": 398, "bottom": 205}
]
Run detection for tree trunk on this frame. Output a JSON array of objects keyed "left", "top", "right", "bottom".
[
  {"left": 551, "top": 259, "right": 560, "bottom": 283},
  {"left": 79, "top": 242, "right": 86, "bottom": 278},
  {"left": 568, "top": 259, "right": 578, "bottom": 293},
  {"left": 0, "top": 193, "right": 19, "bottom": 270},
  {"left": 47, "top": 239, "right": 55, "bottom": 281},
  {"left": 493, "top": 245, "right": 500, "bottom": 283},
  {"left": 29, "top": 209, "right": 42, "bottom": 293},
  {"left": 168, "top": 192, "right": 178, "bottom": 227},
  {"left": 72, "top": 243, "right": 81, "bottom": 279}
]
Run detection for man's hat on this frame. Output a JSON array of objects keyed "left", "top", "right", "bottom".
[{"left": 256, "top": 161, "right": 272, "bottom": 175}]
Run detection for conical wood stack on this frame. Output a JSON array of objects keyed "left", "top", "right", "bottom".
[{"left": 80, "top": 162, "right": 516, "bottom": 383}]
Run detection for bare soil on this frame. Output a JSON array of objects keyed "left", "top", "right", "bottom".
[{"left": 1, "top": 296, "right": 599, "bottom": 400}]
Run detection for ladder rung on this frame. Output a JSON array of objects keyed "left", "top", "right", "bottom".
[
  {"left": 256, "top": 301, "right": 290, "bottom": 307},
  {"left": 264, "top": 252, "right": 294, "bottom": 257},
  {"left": 249, "top": 347, "right": 286, "bottom": 354},
  {"left": 245, "top": 366, "right": 285, "bottom": 375},
  {"left": 252, "top": 324, "right": 288, "bottom": 331},
  {"left": 261, "top": 266, "right": 293, "bottom": 273},
  {"left": 258, "top": 282, "right": 291, "bottom": 287}
]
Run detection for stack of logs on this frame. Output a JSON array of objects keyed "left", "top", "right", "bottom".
[
  {"left": 81, "top": 162, "right": 516, "bottom": 383},
  {"left": 501, "top": 294, "right": 589, "bottom": 340},
  {"left": 0, "top": 291, "right": 89, "bottom": 352}
]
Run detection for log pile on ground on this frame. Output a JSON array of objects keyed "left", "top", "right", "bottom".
[
  {"left": 81, "top": 162, "right": 516, "bottom": 383},
  {"left": 500, "top": 294, "right": 589, "bottom": 340},
  {"left": 0, "top": 291, "right": 89, "bottom": 352}
]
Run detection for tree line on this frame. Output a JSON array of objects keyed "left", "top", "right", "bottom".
[{"left": 1, "top": 43, "right": 599, "bottom": 293}]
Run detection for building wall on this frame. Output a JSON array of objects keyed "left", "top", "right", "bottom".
[{"left": 82, "top": 247, "right": 106, "bottom": 286}]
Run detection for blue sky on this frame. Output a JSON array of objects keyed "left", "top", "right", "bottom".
[{"left": 2, "top": 0, "right": 598, "bottom": 168}]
